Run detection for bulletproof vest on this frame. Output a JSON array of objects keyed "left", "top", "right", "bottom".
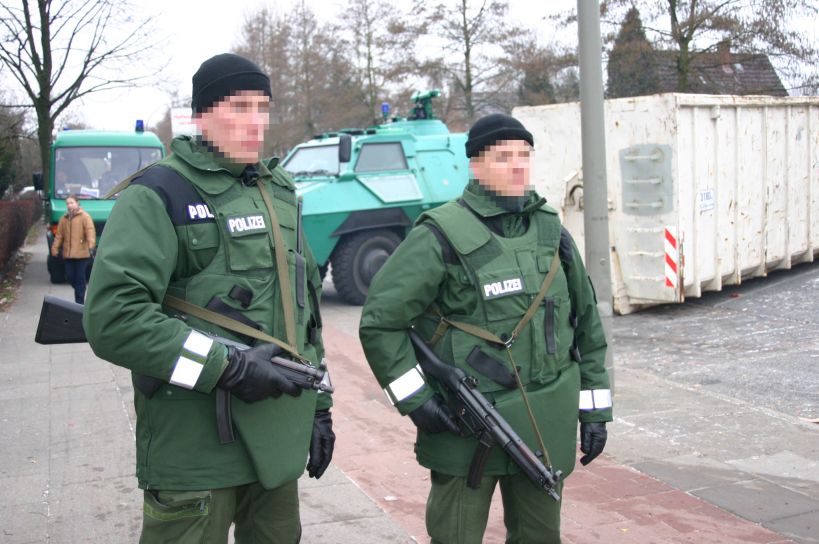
[
  {"left": 132, "top": 160, "right": 317, "bottom": 362},
  {"left": 417, "top": 201, "right": 575, "bottom": 394}
]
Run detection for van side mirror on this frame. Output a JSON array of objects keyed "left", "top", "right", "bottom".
[
  {"left": 33, "top": 172, "right": 43, "bottom": 191},
  {"left": 338, "top": 134, "right": 352, "bottom": 164}
]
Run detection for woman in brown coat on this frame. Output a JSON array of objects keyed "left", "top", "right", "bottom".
[{"left": 51, "top": 195, "right": 96, "bottom": 303}]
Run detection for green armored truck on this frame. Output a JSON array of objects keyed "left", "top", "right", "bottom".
[
  {"left": 282, "top": 90, "right": 468, "bottom": 304},
  {"left": 34, "top": 123, "right": 165, "bottom": 283}
]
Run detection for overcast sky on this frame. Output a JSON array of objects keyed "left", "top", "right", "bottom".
[{"left": 62, "top": 0, "right": 575, "bottom": 130}]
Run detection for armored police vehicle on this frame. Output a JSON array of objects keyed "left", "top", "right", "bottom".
[
  {"left": 34, "top": 123, "right": 165, "bottom": 283},
  {"left": 282, "top": 90, "right": 468, "bottom": 304}
]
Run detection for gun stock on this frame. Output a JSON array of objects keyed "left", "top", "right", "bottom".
[
  {"left": 35, "top": 295, "right": 87, "bottom": 344},
  {"left": 408, "top": 328, "right": 562, "bottom": 501}
]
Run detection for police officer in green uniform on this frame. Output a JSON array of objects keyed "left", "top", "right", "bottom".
[
  {"left": 359, "top": 114, "right": 612, "bottom": 543},
  {"left": 84, "top": 53, "right": 334, "bottom": 544}
]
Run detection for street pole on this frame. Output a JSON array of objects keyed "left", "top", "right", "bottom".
[{"left": 577, "top": 0, "right": 615, "bottom": 386}]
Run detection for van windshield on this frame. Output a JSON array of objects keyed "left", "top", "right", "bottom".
[
  {"left": 283, "top": 145, "right": 339, "bottom": 177},
  {"left": 54, "top": 146, "right": 163, "bottom": 199}
]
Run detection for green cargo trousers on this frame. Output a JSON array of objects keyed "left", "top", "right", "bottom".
[
  {"left": 139, "top": 480, "right": 301, "bottom": 544},
  {"left": 426, "top": 471, "right": 563, "bottom": 544}
]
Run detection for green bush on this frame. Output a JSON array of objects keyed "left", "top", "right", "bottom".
[{"left": 0, "top": 194, "right": 42, "bottom": 271}]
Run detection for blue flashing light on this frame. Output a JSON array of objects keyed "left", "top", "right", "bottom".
[{"left": 135, "top": 119, "right": 144, "bottom": 132}]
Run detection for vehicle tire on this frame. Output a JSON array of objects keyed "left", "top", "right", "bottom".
[
  {"left": 47, "top": 254, "right": 66, "bottom": 284},
  {"left": 332, "top": 230, "right": 402, "bottom": 305}
]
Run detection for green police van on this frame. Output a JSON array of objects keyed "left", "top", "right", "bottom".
[
  {"left": 282, "top": 90, "right": 469, "bottom": 304},
  {"left": 34, "top": 124, "right": 165, "bottom": 283}
]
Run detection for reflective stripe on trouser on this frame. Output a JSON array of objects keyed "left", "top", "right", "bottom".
[
  {"left": 426, "top": 470, "right": 563, "bottom": 544},
  {"left": 139, "top": 480, "right": 301, "bottom": 544}
]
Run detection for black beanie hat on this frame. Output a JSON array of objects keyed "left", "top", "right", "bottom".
[
  {"left": 191, "top": 53, "right": 272, "bottom": 113},
  {"left": 465, "top": 113, "right": 533, "bottom": 158}
]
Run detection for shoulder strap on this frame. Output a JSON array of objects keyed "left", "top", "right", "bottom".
[{"left": 256, "top": 179, "right": 298, "bottom": 351}]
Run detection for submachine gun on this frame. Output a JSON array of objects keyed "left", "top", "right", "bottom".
[
  {"left": 408, "top": 329, "right": 563, "bottom": 501},
  {"left": 35, "top": 295, "right": 333, "bottom": 443}
]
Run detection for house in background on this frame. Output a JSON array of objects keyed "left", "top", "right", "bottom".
[{"left": 652, "top": 42, "right": 788, "bottom": 97}]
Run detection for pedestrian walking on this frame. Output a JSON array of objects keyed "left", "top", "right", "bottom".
[{"left": 51, "top": 194, "right": 95, "bottom": 303}]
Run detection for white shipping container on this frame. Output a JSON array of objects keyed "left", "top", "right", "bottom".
[{"left": 514, "top": 93, "right": 819, "bottom": 314}]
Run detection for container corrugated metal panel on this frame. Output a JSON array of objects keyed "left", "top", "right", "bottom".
[{"left": 514, "top": 93, "right": 819, "bottom": 314}]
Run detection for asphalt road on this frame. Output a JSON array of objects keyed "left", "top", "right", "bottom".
[{"left": 611, "top": 263, "right": 819, "bottom": 420}]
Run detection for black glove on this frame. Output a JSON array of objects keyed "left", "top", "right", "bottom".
[
  {"left": 306, "top": 409, "right": 335, "bottom": 479},
  {"left": 579, "top": 421, "right": 607, "bottom": 466},
  {"left": 218, "top": 344, "right": 301, "bottom": 403},
  {"left": 409, "top": 395, "right": 460, "bottom": 435}
]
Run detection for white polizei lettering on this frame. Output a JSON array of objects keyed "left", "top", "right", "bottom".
[
  {"left": 187, "top": 203, "right": 214, "bottom": 220},
  {"left": 483, "top": 277, "right": 524, "bottom": 298},
  {"left": 228, "top": 215, "right": 265, "bottom": 233}
]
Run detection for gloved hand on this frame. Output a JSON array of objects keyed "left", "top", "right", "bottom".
[
  {"left": 306, "top": 409, "right": 335, "bottom": 479},
  {"left": 579, "top": 421, "right": 607, "bottom": 466},
  {"left": 218, "top": 344, "right": 301, "bottom": 403},
  {"left": 409, "top": 395, "right": 459, "bottom": 435}
]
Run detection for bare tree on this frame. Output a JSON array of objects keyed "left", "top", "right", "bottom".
[
  {"left": 0, "top": 96, "right": 28, "bottom": 198},
  {"left": 424, "top": 0, "right": 525, "bottom": 124},
  {"left": 234, "top": 2, "right": 371, "bottom": 156},
  {"left": 0, "top": 0, "right": 159, "bottom": 184},
  {"left": 340, "top": 0, "right": 422, "bottom": 121}
]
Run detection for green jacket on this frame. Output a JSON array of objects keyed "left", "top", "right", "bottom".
[
  {"left": 359, "top": 182, "right": 611, "bottom": 477},
  {"left": 84, "top": 136, "right": 329, "bottom": 491}
]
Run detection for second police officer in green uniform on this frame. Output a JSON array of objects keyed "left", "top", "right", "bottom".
[
  {"left": 359, "top": 114, "right": 612, "bottom": 543},
  {"left": 84, "top": 54, "right": 334, "bottom": 544}
]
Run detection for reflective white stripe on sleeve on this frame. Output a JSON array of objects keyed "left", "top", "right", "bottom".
[
  {"left": 169, "top": 356, "right": 204, "bottom": 389},
  {"left": 384, "top": 365, "right": 425, "bottom": 405},
  {"left": 579, "top": 389, "right": 612, "bottom": 411},
  {"left": 183, "top": 330, "right": 214, "bottom": 358}
]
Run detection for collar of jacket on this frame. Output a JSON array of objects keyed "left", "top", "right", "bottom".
[
  {"left": 169, "top": 136, "right": 273, "bottom": 195},
  {"left": 462, "top": 180, "right": 546, "bottom": 218}
]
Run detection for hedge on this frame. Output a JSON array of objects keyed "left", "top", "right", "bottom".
[{"left": 0, "top": 194, "right": 42, "bottom": 272}]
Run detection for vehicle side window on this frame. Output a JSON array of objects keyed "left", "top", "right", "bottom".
[{"left": 354, "top": 143, "right": 407, "bottom": 173}]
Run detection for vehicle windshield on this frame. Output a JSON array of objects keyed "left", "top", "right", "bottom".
[
  {"left": 54, "top": 146, "right": 163, "bottom": 199},
  {"left": 283, "top": 144, "right": 339, "bottom": 176}
]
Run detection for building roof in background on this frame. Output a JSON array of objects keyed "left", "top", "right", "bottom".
[{"left": 653, "top": 49, "right": 788, "bottom": 97}]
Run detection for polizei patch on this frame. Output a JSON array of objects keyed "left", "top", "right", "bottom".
[
  {"left": 226, "top": 214, "right": 267, "bottom": 236},
  {"left": 187, "top": 203, "right": 214, "bottom": 221},
  {"left": 482, "top": 277, "right": 525, "bottom": 299}
]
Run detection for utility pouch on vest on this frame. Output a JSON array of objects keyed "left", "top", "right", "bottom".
[
  {"left": 544, "top": 298, "right": 557, "bottom": 355},
  {"left": 205, "top": 296, "right": 262, "bottom": 345},
  {"left": 294, "top": 252, "right": 306, "bottom": 309},
  {"left": 465, "top": 346, "right": 517, "bottom": 389}
]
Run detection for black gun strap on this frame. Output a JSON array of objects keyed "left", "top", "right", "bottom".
[{"left": 466, "top": 346, "right": 517, "bottom": 389}]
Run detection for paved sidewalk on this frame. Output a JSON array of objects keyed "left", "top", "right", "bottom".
[{"left": 0, "top": 232, "right": 809, "bottom": 543}]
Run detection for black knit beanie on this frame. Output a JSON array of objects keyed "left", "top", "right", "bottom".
[
  {"left": 191, "top": 53, "right": 272, "bottom": 113},
  {"left": 465, "top": 113, "right": 533, "bottom": 158}
]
